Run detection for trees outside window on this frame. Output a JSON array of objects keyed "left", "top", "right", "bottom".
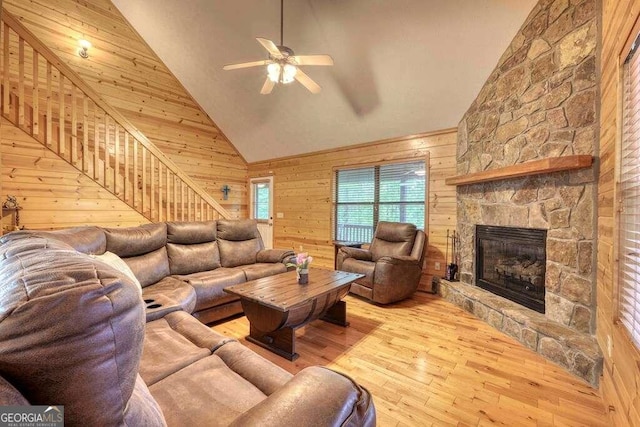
[{"left": 333, "top": 160, "right": 426, "bottom": 242}]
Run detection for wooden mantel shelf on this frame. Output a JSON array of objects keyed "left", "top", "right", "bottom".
[{"left": 445, "top": 155, "right": 593, "bottom": 186}]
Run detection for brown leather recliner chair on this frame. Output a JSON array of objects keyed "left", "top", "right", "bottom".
[{"left": 336, "top": 221, "right": 427, "bottom": 304}]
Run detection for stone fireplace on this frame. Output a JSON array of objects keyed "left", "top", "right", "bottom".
[
  {"left": 439, "top": 0, "right": 602, "bottom": 385},
  {"left": 475, "top": 225, "right": 546, "bottom": 313},
  {"left": 455, "top": 172, "right": 595, "bottom": 334}
]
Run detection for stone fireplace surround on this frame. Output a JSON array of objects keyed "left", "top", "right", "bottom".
[
  {"left": 439, "top": 168, "right": 601, "bottom": 386},
  {"left": 438, "top": 0, "right": 602, "bottom": 385}
]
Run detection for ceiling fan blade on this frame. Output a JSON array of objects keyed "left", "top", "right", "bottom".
[
  {"left": 260, "top": 77, "right": 276, "bottom": 95},
  {"left": 223, "top": 60, "right": 271, "bottom": 71},
  {"left": 290, "top": 55, "right": 334, "bottom": 66},
  {"left": 294, "top": 68, "right": 321, "bottom": 94},
  {"left": 256, "top": 37, "right": 283, "bottom": 58}
]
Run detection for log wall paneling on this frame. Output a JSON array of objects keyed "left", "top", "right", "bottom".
[
  {"left": 0, "top": 9, "right": 230, "bottom": 224},
  {"left": 1, "top": 116, "right": 147, "bottom": 230},
  {"left": 248, "top": 129, "right": 457, "bottom": 292},
  {"left": 3, "top": 0, "right": 247, "bottom": 218},
  {"left": 599, "top": 0, "right": 640, "bottom": 425}
]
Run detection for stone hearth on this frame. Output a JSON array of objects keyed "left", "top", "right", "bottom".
[
  {"left": 445, "top": 0, "right": 600, "bottom": 384},
  {"left": 440, "top": 280, "right": 601, "bottom": 385}
]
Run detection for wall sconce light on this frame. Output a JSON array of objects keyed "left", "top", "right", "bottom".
[
  {"left": 78, "top": 39, "right": 91, "bottom": 59},
  {"left": 221, "top": 185, "right": 231, "bottom": 200}
]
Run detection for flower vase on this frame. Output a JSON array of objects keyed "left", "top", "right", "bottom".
[{"left": 297, "top": 268, "right": 309, "bottom": 285}]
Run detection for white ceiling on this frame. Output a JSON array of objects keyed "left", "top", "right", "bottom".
[{"left": 111, "top": 0, "right": 536, "bottom": 163}]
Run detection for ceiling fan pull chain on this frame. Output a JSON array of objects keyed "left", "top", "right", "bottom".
[{"left": 280, "top": 0, "right": 284, "bottom": 46}]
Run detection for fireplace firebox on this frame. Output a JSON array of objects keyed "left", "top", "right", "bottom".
[{"left": 475, "top": 225, "right": 547, "bottom": 313}]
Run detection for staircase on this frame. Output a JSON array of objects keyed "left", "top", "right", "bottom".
[{"left": 0, "top": 9, "right": 230, "bottom": 223}]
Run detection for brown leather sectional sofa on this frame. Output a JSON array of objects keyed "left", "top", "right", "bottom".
[
  {"left": 46, "top": 219, "right": 294, "bottom": 324},
  {"left": 0, "top": 220, "right": 376, "bottom": 426}
]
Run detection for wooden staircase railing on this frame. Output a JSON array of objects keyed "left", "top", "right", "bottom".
[{"left": 0, "top": 9, "right": 231, "bottom": 223}]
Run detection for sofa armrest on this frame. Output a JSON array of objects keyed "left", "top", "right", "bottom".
[
  {"left": 256, "top": 248, "right": 295, "bottom": 263},
  {"left": 376, "top": 255, "right": 420, "bottom": 266},
  {"left": 229, "top": 366, "right": 375, "bottom": 427},
  {"left": 339, "top": 247, "right": 372, "bottom": 261}
]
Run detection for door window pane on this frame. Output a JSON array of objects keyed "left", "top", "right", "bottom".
[{"left": 253, "top": 182, "right": 270, "bottom": 220}]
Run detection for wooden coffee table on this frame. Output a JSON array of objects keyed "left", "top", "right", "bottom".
[{"left": 224, "top": 268, "right": 363, "bottom": 360}]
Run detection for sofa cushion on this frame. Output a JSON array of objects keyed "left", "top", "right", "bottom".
[
  {"left": 216, "top": 219, "right": 264, "bottom": 268},
  {"left": 0, "top": 233, "right": 165, "bottom": 426},
  {"left": 213, "top": 341, "right": 292, "bottom": 395},
  {"left": 141, "top": 317, "right": 212, "bottom": 386},
  {"left": 217, "top": 219, "right": 262, "bottom": 241},
  {"left": 167, "top": 241, "right": 221, "bottom": 275},
  {"left": 369, "top": 222, "right": 417, "bottom": 262},
  {"left": 176, "top": 268, "right": 246, "bottom": 311},
  {"left": 149, "top": 356, "right": 268, "bottom": 426},
  {"left": 218, "top": 239, "right": 262, "bottom": 268},
  {"left": 241, "top": 263, "right": 287, "bottom": 281},
  {"left": 124, "top": 247, "right": 171, "bottom": 288},
  {"left": 105, "top": 223, "right": 167, "bottom": 258},
  {"left": 141, "top": 311, "right": 236, "bottom": 387},
  {"left": 167, "top": 221, "right": 217, "bottom": 244}
]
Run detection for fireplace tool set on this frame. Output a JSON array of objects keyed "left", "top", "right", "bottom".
[{"left": 445, "top": 229, "right": 459, "bottom": 281}]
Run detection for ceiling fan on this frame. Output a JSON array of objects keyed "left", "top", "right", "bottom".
[{"left": 222, "top": 0, "right": 333, "bottom": 95}]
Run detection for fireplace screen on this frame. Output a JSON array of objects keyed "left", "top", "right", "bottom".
[{"left": 475, "top": 225, "right": 547, "bottom": 313}]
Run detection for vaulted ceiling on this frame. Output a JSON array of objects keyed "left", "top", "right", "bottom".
[{"left": 111, "top": 0, "right": 536, "bottom": 163}]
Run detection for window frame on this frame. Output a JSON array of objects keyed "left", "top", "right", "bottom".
[
  {"left": 249, "top": 177, "right": 272, "bottom": 224},
  {"left": 331, "top": 156, "right": 429, "bottom": 242},
  {"left": 615, "top": 20, "right": 640, "bottom": 352}
]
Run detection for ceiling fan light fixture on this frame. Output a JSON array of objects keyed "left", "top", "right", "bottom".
[
  {"left": 223, "top": 0, "right": 331, "bottom": 94},
  {"left": 267, "top": 63, "right": 297, "bottom": 84},
  {"left": 267, "top": 63, "right": 281, "bottom": 83},
  {"left": 281, "top": 63, "right": 297, "bottom": 84}
]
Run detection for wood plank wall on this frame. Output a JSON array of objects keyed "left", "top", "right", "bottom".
[
  {"left": 3, "top": 0, "right": 247, "bottom": 218},
  {"left": 1, "top": 116, "right": 147, "bottom": 229},
  {"left": 598, "top": 0, "right": 640, "bottom": 424},
  {"left": 248, "top": 129, "right": 457, "bottom": 292},
  {"left": 0, "top": 1, "right": 3, "bottom": 230}
]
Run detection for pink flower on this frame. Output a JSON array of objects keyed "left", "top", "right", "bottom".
[{"left": 288, "top": 252, "right": 313, "bottom": 270}]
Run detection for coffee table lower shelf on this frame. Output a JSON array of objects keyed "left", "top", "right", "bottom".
[{"left": 244, "top": 300, "right": 349, "bottom": 361}]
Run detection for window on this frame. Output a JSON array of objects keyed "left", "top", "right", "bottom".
[
  {"left": 619, "top": 33, "right": 640, "bottom": 348},
  {"left": 251, "top": 181, "right": 270, "bottom": 221},
  {"left": 333, "top": 160, "right": 426, "bottom": 242}
]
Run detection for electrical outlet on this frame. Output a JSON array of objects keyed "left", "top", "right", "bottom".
[
  {"left": 607, "top": 335, "right": 612, "bottom": 358},
  {"left": 435, "top": 262, "right": 441, "bottom": 271},
  {"left": 276, "top": 212, "right": 284, "bottom": 218}
]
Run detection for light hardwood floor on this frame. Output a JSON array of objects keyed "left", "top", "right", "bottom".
[{"left": 212, "top": 292, "right": 609, "bottom": 426}]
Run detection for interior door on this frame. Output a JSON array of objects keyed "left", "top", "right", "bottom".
[{"left": 249, "top": 177, "right": 274, "bottom": 249}]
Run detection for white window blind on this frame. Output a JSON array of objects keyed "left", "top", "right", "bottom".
[
  {"left": 333, "top": 160, "right": 426, "bottom": 242},
  {"left": 619, "top": 33, "right": 640, "bottom": 348}
]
